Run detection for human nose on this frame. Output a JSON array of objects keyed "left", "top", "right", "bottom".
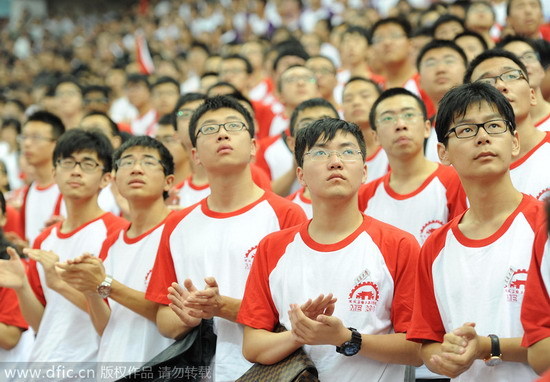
[
  {"left": 130, "top": 160, "right": 146, "bottom": 173},
  {"left": 216, "top": 125, "right": 230, "bottom": 140},
  {"left": 475, "top": 125, "right": 491, "bottom": 143},
  {"left": 327, "top": 151, "right": 344, "bottom": 167}
]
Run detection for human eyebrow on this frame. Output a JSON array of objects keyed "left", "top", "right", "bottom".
[{"left": 453, "top": 113, "right": 502, "bottom": 124}]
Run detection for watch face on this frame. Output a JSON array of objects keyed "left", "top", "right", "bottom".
[
  {"left": 343, "top": 342, "right": 361, "bottom": 356},
  {"left": 485, "top": 357, "right": 502, "bottom": 366},
  {"left": 97, "top": 285, "right": 111, "bottom": 299}
]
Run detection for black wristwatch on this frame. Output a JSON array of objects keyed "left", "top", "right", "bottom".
[
  {"left": 484, "top": 334, "right": 502, "bottom": 366},
  {"left": 336, "top": 327, "right": 362, "bottom": 356}
]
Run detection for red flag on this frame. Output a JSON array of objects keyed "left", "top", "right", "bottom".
[{"left": 136, "top": 32, "right": 155, "bottom": 75}]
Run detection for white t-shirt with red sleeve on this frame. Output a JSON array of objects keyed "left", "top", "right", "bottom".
[
  {"left": 26, "top": 213, "right": 126, "bottom": 363},
  {"left": 510, "top": 131, "right": 550, "bottom": 202},
  {"left": 145, "top": 192, "right": 306, "bottom": 382},
  {"left": 237, "top": 215, "right": 420, "bottom": 381},
  {"left": 359, "top": 164, "right": 468, "bottom": 244},
  {"left": 174, "top": 177, "right": 211, "bottom": 208},
  {"left": 286, "top": 187, "right": 312, "bottom": 219},
  {"left": 365, "top": 146, "right": 389, "bottom": 183},
  {"left": 97, "top": 216, "right": 174, "bottom": 365},
  {"left": 521, "top": 225, "right": 550, "bottom": 348},
  {"left": 407, "top": 194, "right": 544, "bottom": 382},
  {"left": 0, "top": 286, "right": 32, "bottom": 363},
  {"left": 22, "top": 182, "right": 62, "bottom": 245}
]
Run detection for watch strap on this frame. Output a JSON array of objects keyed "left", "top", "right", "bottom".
[{"left": 488, "top": 334, "right": 501, "bottom": 358}]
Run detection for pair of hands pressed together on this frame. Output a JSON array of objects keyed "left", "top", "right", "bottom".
[{"left": 430, "top": 322, "right": 485, "bottom": 378}]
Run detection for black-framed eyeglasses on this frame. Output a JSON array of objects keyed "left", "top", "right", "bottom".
[
  {"left": 195, "top": 121, "right": 248, "bottom": 138},
  {"left": 56, "top": 158, "right": 104, "bottom": 173},
  {"left": 116, "top": 156, "right": 165, "bottom": 171},
  {"left": 176, "top": 109, "right": 195, "bottom": 120},
  {"left": 475, "top": 69, "right": 527, "bottom": 86},
  {"left": 445, "top": 119, "right": 511, "bottom": 139}
]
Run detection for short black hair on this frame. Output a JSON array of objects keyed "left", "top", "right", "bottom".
[
  {"left": 82, "top": 111, "right": 120, "bottom": 137},
  {"left": 272, "top": 46, "right": 310, "bottom": 72},
  {"left": 172, "top": 93, "right": 207, "bottom": 130},
  {"left": 126, "top": 73, "right": 150, "bottom": 88},
  {"left": 191, "top": 41, "right": 210, "bottom": 56},
  {"left": 151, "top": 76, "right": 180, "bottom": 92},
  {"left": 435, "top": 82, "right": 516, "bottom": 144},
  {"left": 294, "top": 118, "right": 366, "bottom": 167},
  {"left": 497, "top": 35, "right": 542, "bottom": 65},
  {"left": 226, "top": 90, "right": 254, "bottom": 113},
  {"left": 416, "top": 39, "right": 468, "bottom": 70},
  {"left": 2, "top": 118, "right": 21, "bottom": 135},
  {"left": 206, "top": 81, "right": 239, "bottom": 96},
  {"left": 221, "top": 54, "right": 253, "bottom": 74},
  {"left": 343, "top": 76, "right": 383, "bottom": 98},
  {"left": 54, "top": 76, "right": 83, "bottom": 94},
  {"left": 25, "top": 111, "right": 65, "bottom": 139},
  {"left": 53, "top": 129, "right": 114, "bottom": 173},
  {"left": 83, "top": 85, "right": 110, "bottom": 99},
  {"left": 454, "top": 30, "right": 489, "bottom": 51},
  {"left": 342, "top": 25, "right": 371, "bottom": 42},
  {"left": 4, "top": 98, "right": 25, "bottom": 113},
  {"left": 369, "top": 88, "right": 428, "bottom": 131},
  {"left": 431, "top": 14, "right": 465, "bottom": 37},
  {"left": 463, "top": 48, "right": 529, "bottom": 83},
  {"left": 370, "top": 17, "right": 412, "bottom": 44},
  {"left": 188, "top": 95, "right": 255, "bottom": 147},
  {"left": 289, "top": 98, "right": 339, "bottom": 136}
]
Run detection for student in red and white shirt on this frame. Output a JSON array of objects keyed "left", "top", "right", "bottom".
[
  {"left": 498, "top": 36, "right": 550, "bottom": 133},
  {"left": 341, "top": 77, "right": 389, "bottom": 183},
  {"left": 360, "top": 88, "right": 467, "bottom": 245},
  {"left": 18, "top": 111, "right": 66, "bottom": 245},
  {"left": 146, "top": 96, "right": 306, "bottom": 381},
  {"left": 60, "top": 136, "right": 176, "bottom": 371},
  {"left": 521, "top": 203, "right": 550, "bottom": 376},
  {"left": 238, "top": 118, "right": 421, "bottom": 381},
  {"left": 0, "top": 193, "right": 32, "bottom": 363},
  {"left": 464, "top": 49, "right": 550, "bottom": 202},
  {"left": 0, "top": 129, "right": 126, "bottom": 364},
  {"left": 258, "top": 98, "right": 340, "bottom": 198},
  {"left": 407, "top": 82, "right": 544, "bottom": 381}
]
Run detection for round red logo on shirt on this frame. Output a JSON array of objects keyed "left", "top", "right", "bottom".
[
  {"left": 244, "top": 245, "right": 258, "bottom": 270},
  {"left": 504, "top": 269, "right": 528, "bottom": 302},
  {"left": 348, "top": 281, "right": 379, "bottom": 312},
  {"left": 420, "top": 220, "right": 444, "bottom": 243}
]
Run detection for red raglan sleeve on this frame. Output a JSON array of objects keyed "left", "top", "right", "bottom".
[
  {"left": 521, "top": 225, "right": 550, "bottom": 347},
  {"left": 26, "top": 225, "right": 56, "bottom": 307},
  {"left": 145, "top": 211, "right": 184, "bottom": 305},
  {"left": 237, "top": 227, "right": 300, "bottom": 331},
  {"left": 267, "top": 193, "right": 307, "bottom": 229},
  {"left": 0, "top": 287, "right": 28, "bottom": 330},
  {"left": 407, "top": 224, "right": 450, "bottom": 343},
  {"left": 357, "top": 177, "right": 383, "bottom": 212}
]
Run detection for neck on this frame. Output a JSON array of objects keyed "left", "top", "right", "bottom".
[
  {"left": 389, "top": 153, "right": 436, "bottom": 182},
  {"left": 460, "top": 174, "right": 523, "bottom": 223},
  {"left": 173, "top": 161, "right": 192, "bottom": 185},
  {"left": 127, "top": 197, "right": 170, "bottom": 237},
  {"left": 349, "top": 62, "right": 370, "bottom": 77},
  {"left": 61, "top": 196, "right": 104, "bottom": 232},
  {"left": 191, "top": 164, "right": 209, "bottom": 186},
  {"left": 531, "top": 88, "right": 550, "bottom": 124},
  {"left": 206, "top": 165, "right": 264, "bottom": 212},
  {"left": 34, "top": 163, "right": 54, "bottom": 187},
  {"left": 515, "top": 115, "right": 546, "bottom": 158},
  {"left": 308, "top": 195, "right": 364, "bottom": 244},
  {"left": 137, "top": 103, "right": 152, "bottom": 116},
  {"left": 359, "top": 123, "right": 380, "bottom": 155},
  {"left": 61, "top": 113, "right": 83, "bottom": 130},
  {"left": 383, "top": 63, "right": 416, "bottom": 88}
]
